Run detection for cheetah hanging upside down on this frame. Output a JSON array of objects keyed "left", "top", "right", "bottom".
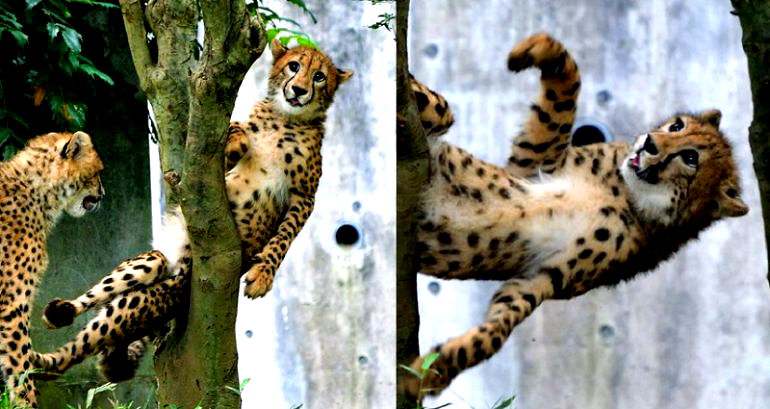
[
  {"left": 0, "top": 131, "right": 104, "bottom": 407},
  {"left": 32, "top": 38, "right": 351, "bottom": 381},
  {"left": 403, "top": 33, "right": 748, "bottom": 400}
]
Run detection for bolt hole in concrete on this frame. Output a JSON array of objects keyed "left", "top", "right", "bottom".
[
  {"left": 335, "top": 223, "right": 361, "bottom": 246},
  {"left": 599, "top": 324, "right": 615, "bottom": 340},
  {"left": 428, "top": 280, "right": 441, "bottom": 295},
  {"left": 358, "top": 355, "right": 368, "bottom": 366},
  {"left": 571, "top": 118, "right": 613, "bottom": 147}
]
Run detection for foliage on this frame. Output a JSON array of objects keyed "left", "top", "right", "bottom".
[
  {"left": 357, "top": 0, "right": 395, "bottom": 31},
  {"left": 247, "top": 0, "right": 318, "bottom": 49},
  {"left": 0, "top": 0, "right": 116, "bottom": 159}
]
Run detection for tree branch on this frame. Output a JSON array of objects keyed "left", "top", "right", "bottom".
[
  {"left": 731, "top": 0, "right": 770, "bottom": 285},
  {"left": 396, "top": 0, "right": 429, "bottom": 407},
  {"left": 118, "top": 0, "right": 153, "bottom": 96}
]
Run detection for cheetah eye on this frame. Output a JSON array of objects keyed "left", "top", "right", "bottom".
[
  {"left": 679, "top": 149, "right": 699, "bottom": 167},
  {"left": 313, "top": 72, "right": 326, "bottom": 82},
  {"left": 668, "top": 117, "right": 684, "bottom": 132},
  {"left": 288, "top": 61, "right": 300, "bottom": 72}
]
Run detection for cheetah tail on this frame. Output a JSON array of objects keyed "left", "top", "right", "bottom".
[{"left": 152, "top": 206, "right": 191, "bottom": 276}]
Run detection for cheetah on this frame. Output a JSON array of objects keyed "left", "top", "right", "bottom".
[
  {"left": 32, "top": 38, "right": 351, "bottom": 380},
  {"left": 402, "top": 33, "right": 749, "bottom": 400},
  {"left": 227, "top": 37, "right": 352, "bottom": 298},
  {"left": 0, "top": 131, "right": 104, "bottom": 407}
]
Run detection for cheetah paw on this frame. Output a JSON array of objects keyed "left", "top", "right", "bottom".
[
  {"left": 243, "top": 264, "right": 275, "bottom": 298},
  {"left": 402, "top": 353, "right": 452, "bottom": 401},
  {"left": 43, "top": 298, "right": 77, "bottom": 329}
]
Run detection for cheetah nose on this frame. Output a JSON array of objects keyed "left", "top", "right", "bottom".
[
  {"left": 291, "top": 86, "right": 308, "bottom": 97},
  {"left": 642, "top": 134, "right": 658, "bottom": 155}
]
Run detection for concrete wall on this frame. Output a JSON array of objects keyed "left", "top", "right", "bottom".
[
  {"left": 233, "top": 1, "right": 395, "bottom": 408},
  {"left": 409, "top": 1, "right": 770, "bottom": 408}
]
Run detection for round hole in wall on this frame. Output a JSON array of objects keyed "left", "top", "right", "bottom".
[
  {"left": 571, "top": 118, "right": 613, "bottom": 147},
  {"left": 599, "top": 324, "right": 615, "bottom": 339},
  {"left": 427, "top": 281, "right": 441, "bottom": 295},
  {"left": 245, "top": 330, "right": 253, "bottom": 338},
  {"left": 358, "top": 355, "right": 368, "bottom": 366},
  {"left": 335, "top": 224, "right": 360, "bottom": 246},
  {"left": 352, "top": 201, "right": 362, "bottom": 212}
]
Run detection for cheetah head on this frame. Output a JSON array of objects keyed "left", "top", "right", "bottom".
[
  {"left": 620, "top": 110, "right": 748, "bottom": 226},
  {"left": 267, "top": 38, "right": 352, "bottom": 119},
  {"left": 46, "top": 131, "right": 105, "bottom": 217}
]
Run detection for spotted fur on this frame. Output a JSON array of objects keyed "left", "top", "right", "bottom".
[
  {"left": 32, "top": 38, "right": 351, "bottom": 382},
  {"left": 0, "top": 131, "right": 104, "bottom": 407},
  {"left": 227, "top": 38, "right": 352, "bottom": 297},
  {"left": 404, "top": 33, "right": 748, "bottom": 401}
]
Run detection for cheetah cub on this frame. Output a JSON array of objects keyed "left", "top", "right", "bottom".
[
  {"left": 0, "top": 131, "right": 104, "bottom": 407},
  {"left": 403, "top": 33, "right": 748, "bottom": 400},
  {"left": 227, "top": 37, "right": 352, "bottom": 298}
]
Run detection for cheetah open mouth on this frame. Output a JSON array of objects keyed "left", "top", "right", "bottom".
[
  {"left": 629, "top": 151, "right": 659, "bottom": 184},
  {"left": 286, "top": 97, "right": 303, "bottom": 107},
  {"left": 82, "top": 196, "right": 101, "bottom": 212}
]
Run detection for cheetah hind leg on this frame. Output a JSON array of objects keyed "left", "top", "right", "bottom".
[
  {"left": 43, "top": 250, "right": 167, "bottom": 329},
  {"left": 97, "top": 336, "right": 150, "bottom": 383},
  {"left": 402, "top": 274, "right": 556, "bottom": 402}
]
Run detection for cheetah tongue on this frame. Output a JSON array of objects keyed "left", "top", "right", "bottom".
[
  {"left": 631, "top": 154, "right": 640, "bottom": 168},
  {"left": 82, "top": 196, "right": 99, "bottom": 212},
  {"left": 287, "top": 98, "right": 301, "bottom": 107}
]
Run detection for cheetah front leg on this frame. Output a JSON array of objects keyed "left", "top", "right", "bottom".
[
  {"left": 225, "top": 122, "right": 250, "bottom": 172},
  {"left": 403, "top": 274, "right": 556, "bottom": 402},
  {"left": 506, "top": 33, "right": 581, "bottom": 178},
  {"left": 243, "top": 191, "right": 315, "bottom": 298},
  {"left": 43, "top": 250, "right": 168, "bottom": 329},
  {"left": 1, "top": 300, "right": 39, "bottom": 407}
]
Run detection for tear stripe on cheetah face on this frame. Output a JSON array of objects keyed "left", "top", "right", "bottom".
[
  {"left": 0, "top": 131, "right": 103, "bottom": 408},
  {"left": 268, "top": 38, "right": 352, "bottom": 120},
  {"left": 406, "top": 33, "right": 748, "bottom": 401}
]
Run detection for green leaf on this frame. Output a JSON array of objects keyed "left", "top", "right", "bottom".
[
  {"left": 47, "top": 22, "right": 61, "bottom": 40},
  {"left": 399, "top": 363, "right": 424, "bottom": 380},
  {"left": 66, "top": 0, "right": 119, "bottom": 8},
  {"left": 421, "top": 352, "right": 440, "bottom": 371},
  {"left": 26, "top": 0, "right": 44, "bottom": 9},
  {"left": 79, "top": 62, "right": 114, "bottom": 85},
  {"left": 490, "top": 396, "right": 515, "bottom": 409},
  {"left": 61, "top": 26, "right": 81, "bottom": 53},
  {"left": 0, "top": 129, "right": 11, "bottom": 147},
  {"left": 3, "top": 145, "right": 16, "bottom": 161}
]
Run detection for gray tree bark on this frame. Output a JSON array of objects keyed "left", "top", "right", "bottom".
[
  {"left": 117, "top": 0, "right": 265, "bottom": 406},
  {"left": 731, "top": 0, "right": 770, "bottom": 285},
  {"left": 396, "top": 0, "right": 429, "bottom": 407}
]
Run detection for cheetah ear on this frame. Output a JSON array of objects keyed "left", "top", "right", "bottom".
[
  {"left": 715, "top": 184, "right": 748, "bottom": 218},
  {"left": 271, "top": 37, "right": 288, "bottom": 61},
  {"left": 702, "top": 109, "right": 721, "bottom": 129},
  {"left": 337, "top": 69, "right": 353, "bottom": 84},
  {"left": 60, "top": 131, "right": 91, "bottom": 160}
]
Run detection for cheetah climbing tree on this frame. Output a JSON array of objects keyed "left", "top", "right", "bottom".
[
  {"left": 396, "top": 0, "right": 429, "bottom": 407},
  {"left": 731, "top": 0, "right": 770, "bottom": 285},
  {"left": 118, "top": 0, "right": 265, "bottom": 406}
]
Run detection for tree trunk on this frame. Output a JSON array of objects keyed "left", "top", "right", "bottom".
[
  {"left": 396, "top": 0, "right": 430, "bottom": 407},
  {"left": 731, "top": 0, "right": 770, "bottom": 285},
  {"left": 117, "top": 0, "right": 265, "bottom": 406}
]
